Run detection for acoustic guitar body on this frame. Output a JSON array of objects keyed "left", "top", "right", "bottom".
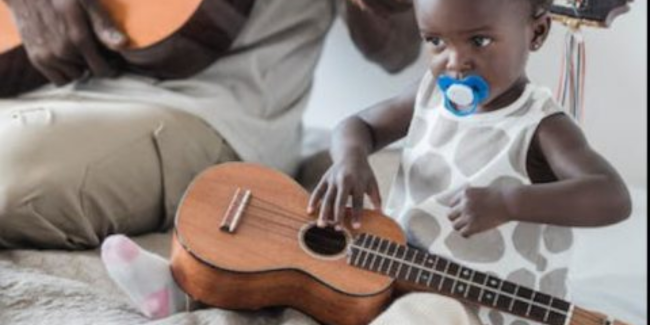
[
  {"left": 171, "top": 162, "right": 407, "bottom": 325},
  {"left": 0, "top": 0, "right": 253, "bottom": 97}
]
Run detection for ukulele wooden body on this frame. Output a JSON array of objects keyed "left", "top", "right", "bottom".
[{"left": 171, "top": 162, "right": 406, "bottom": 325}]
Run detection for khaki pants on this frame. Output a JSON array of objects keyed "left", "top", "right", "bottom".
[{"left": 0, "top": 98, "right": 238, "bottom": 249}]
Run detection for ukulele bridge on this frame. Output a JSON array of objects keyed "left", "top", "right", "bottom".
[{"left": 220, "top": 187, "right": 252, "bottom": 233}]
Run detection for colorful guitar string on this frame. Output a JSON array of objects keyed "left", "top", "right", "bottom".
[{"left": 555, "top": 1, "right": 587, "bottom": 124}]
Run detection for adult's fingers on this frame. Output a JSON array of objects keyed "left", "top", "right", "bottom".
[
  {"left": 65, "top": 0, "right": 117, "bottom": 77},
  {"left": 30, "top": 50, "right": 84, "bottom": 85},
  {"left": 81, "top": 0, "right": 127, "bottom": 50},
  {"left": 32, "top": 61, "right": 68, "bottom": 86},
  {"left": 55, "top": 58, "right": 86, "bottom": 81}
]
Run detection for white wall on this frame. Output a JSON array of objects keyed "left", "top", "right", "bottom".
[{"left": 304, "top": 1, "right": 647, "bottom": 188}]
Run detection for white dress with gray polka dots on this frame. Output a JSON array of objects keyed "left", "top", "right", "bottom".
[{"left": 385, "top": 71, "right": 575, "bottom": 325}]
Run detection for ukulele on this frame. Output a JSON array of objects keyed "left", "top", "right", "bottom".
[
  {"left": 170, "top": 162, "right": 634, "bottom": 325},
  {"left": 0, "top": 0, "right": 254, "bottom": 97}
]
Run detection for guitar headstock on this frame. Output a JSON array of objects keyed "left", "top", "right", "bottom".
[{"left": 550, "top": 0, "right": 633, "bottom": 28}]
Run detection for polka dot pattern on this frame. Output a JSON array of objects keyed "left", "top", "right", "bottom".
[
  {"left": 429, "top": 117, "right": 459, "bottom": 148},
  {"left": 540, "top": 268, "right": 569, "bottom": 298},
  {"left": 511, "top": 320, "right": 528, "bottom": 325},
  {"left": 435, "top": 184, "right": 467, "bottom": 207},
  {"left": 404, "top": 208, "right": 441, "bottom": 249},
  {"left": 506, "top": 268, "right": 536, "bottom": 288},
  {"left": 444, "top": 229, "right": 506, "bottom": 263},
  {"left": 540, "top": 99, "right": 558, "bottom": 115},
  {"left": 543, "top": 226, "right": 573, "bottom": 254},
  {"left": 390, "top": 81, "right": 574, "bottom": 325},
  {"left": 512, "top": 223, "right": 548, "bottom": 271},
  {"left": 489, "top": 176, "right": 524, "bottom": 189},
  {"left": 508, "top": 131, "right": 530, "bottom": 178},
  {"left": 386, "top": 165, "right": 407, "bottom": 214},
  {"left": 406, "top": 117, "right": 428, "bottom": 148},
  {"left": 408, "top": 153, "right": 452, "bottom": 203},
  {"left": 508, "top": 98, "right": 535, "bottom": 117},
  {"left": 454, "top": 127, "right": 510, "bottom": 177},
  {"left": 489, "top": 310, "right": 504, "bottom": 325}
]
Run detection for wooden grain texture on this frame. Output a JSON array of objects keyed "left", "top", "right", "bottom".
[
  {"left": 171, "top": 162, "right": 635, "bottom": 325},
  {"left": 568, "top": 306, "right": 633, "bottom": 325},
  {"left": 172, "top": 162, "right": 406, "bottom": 325}
]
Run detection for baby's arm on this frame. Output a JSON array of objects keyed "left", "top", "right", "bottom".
[
  {"left": 448, "top": 113, "right": 632, "bottom": 237},
  {"left": 506, "top": 113, "right": 632, "bottom": 226},
  {"left": 308, "top": 81, "right": 418, "bottom": 228}
]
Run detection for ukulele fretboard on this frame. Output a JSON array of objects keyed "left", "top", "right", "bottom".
[{"left": 348, "top": 233, "right": 573, "bottom": 325}]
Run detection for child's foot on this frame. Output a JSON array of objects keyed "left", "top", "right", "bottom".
[{"left": 101, "top": 234, "right": 186, "bottom": 319}]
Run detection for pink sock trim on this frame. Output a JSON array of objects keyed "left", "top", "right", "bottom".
[{"left": 141, "top": 288, "right": 171, "bottom": 319}]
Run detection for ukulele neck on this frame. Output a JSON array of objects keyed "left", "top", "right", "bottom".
[{"left": 348, "top": 233, "right": 624, "bottom": 325}]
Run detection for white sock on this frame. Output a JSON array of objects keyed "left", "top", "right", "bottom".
[{"left": 101, "top": 234, "right": 186, "bottom": 319}]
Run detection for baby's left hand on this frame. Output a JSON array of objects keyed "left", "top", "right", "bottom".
[{"left": 448, "top": 186, "right": 515, "bottom": 237}]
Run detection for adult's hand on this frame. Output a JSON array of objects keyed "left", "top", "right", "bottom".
[{"left": 3, "top": 0, "right": 127, "bottom": 86}]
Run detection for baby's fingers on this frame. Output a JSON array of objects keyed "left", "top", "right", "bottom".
[
  {"left": 307, "top": 179, "right": 328, "bottom": 214},
  {"left": 351, "top": 188, "right": 364, "bottom": 229},
  {"left": 318, "top": 186, "right": 337, "bottom": 228},
  {"left": 334, "top": 185, "right": 352, "bottom": 231}
]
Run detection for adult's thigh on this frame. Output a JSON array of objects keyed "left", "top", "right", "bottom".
[{"left": 0, "top": 100, "right": 237, "bottom": 249}]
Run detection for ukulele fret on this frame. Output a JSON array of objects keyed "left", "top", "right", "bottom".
[
  {"left": 350, "top": 234, "right": 573, "bottom": 325},
  {"left": 172, "top": 163, "right": 629, "bottom": 325}
]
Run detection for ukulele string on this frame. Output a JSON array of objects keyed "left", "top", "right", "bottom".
[
  {"left": 226, "top": 203, "right": 594, "bottom": 325},
  {"left": 240, "top": 211, "right": 587, "bottom": 325},
  {"left": 232, "top": 197, "right": 354, "bottom": 250},
  {"left": 242, "top": 208, "right": 353, "bottom": 249},
  {"left": 211, "top": 190, "right": 600, "bottom": 324}
]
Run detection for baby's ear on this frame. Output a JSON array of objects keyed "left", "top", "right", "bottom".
[{"left": 530, "top": 13, "right": 552, "bottom": 51}]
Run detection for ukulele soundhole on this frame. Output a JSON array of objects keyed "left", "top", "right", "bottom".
[{"left": 301, "top": 225, "right": 348, "bottom": 258}]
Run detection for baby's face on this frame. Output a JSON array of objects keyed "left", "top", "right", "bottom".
[{"left": 414, "top": 0, "right": 546, "bottom": 110}]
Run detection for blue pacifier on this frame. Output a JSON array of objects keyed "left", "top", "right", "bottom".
[{"left": 437, "top": 75, "right": 490, "bottom": 117}]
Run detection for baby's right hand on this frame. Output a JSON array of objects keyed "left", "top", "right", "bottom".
[{"left": 307, "top": 156, "right": 382, "bottom": 230}]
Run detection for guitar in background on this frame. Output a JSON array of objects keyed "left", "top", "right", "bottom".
[
  {"left": 548, "top": 0, "right": 634, "bottom": 123},
  {"left": 0, "top": 0, "right": 254, "bottom": 97},
  {"left": 550, "top": 0, "right": 633, "bottom": 28}
]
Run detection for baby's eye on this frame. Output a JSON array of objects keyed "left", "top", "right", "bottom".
[
  {"left": 426, "top": 37, "right": 446, "bottom": 48},
  {"left": 472, "top": 36, "right": 493, "bottom": 48}
]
